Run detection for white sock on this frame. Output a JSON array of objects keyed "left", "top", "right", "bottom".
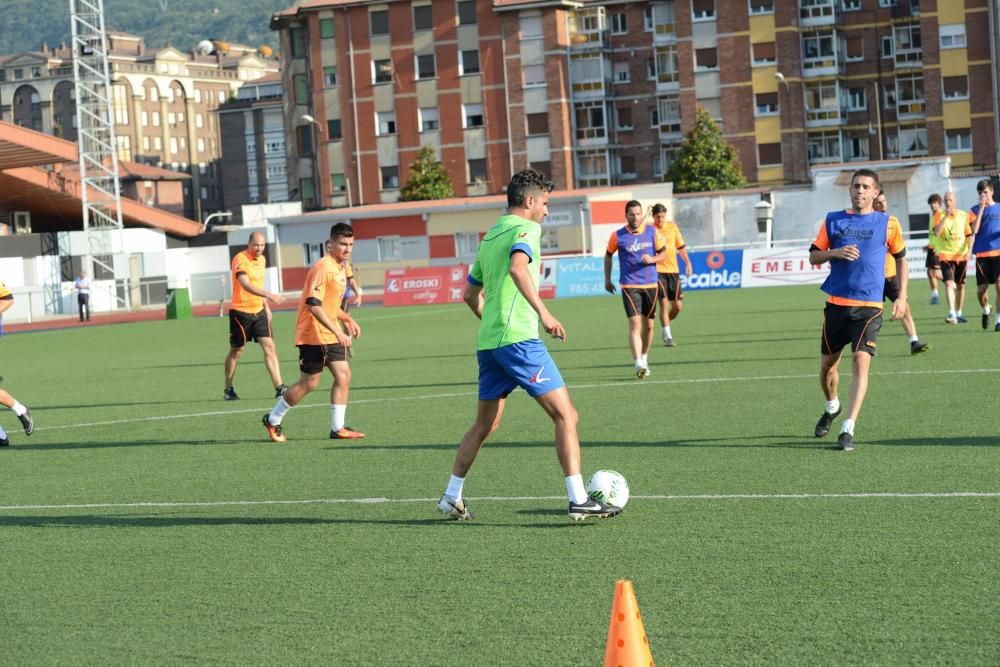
[
  {"left": 0, "top": 424, "right": 6, "bottom": 439},
  {"left": 825, "top": 399, "right": 840, "bottom": 414},
  {"left": 957, "top": 310, "right": 964, "bottom": 317},
  {"left": 662, "top": 326, "right": 671, "bottom": 338},
  {"left": 268, "top": 397, "right": 291, "bottom": 425},
  {"left": 948, "top": 310, "right": 957, "bottom": 318},
  {"left": 996, "top": 314, "right": 1000, "bottom": 325},
  {"left": 444, "top": 474, "right": 464, "bottom": 500},
  {"left": 11, "top": 401, "right": 26, "bottom": 417},
  {"left": 566, "top": 474, "right": 588, "bottom": 504},
  {"left": 984, "top": 304, "right": 992, "bottom": 315},
  {"left": 908, "top": 335, "right": 919, "bottom": 343},
  {"left": 640, "top": 353, "right": 648, "bottom": 367},
  {"left": 331, "top": 404, "right": 346, "bottom": 431},
  {"left": 931, "top": 290, "right": 939, "bottom": 297},
  {"left": 841, "top": 418, "right": 855, "bottom": 435}
]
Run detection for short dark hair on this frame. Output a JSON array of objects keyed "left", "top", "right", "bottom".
[
  {"left": 507, "top": 168, "right": 554, "bottom": 208},
  {"left": 977, "top": 178, "right": 994, "bottom": 193},
  {"left": 651, "top": 203, "right": 667, "bottom": 215},
  {"left": 330, "top": 222, "right": 354, "bottom": 240},
  {"left": 927, "top": 193, "right": 942, "bottom": 205},
  {"left": 625, "top": 200, "right": 642, "bottom": 215},
  {"left": 850, "top": 168, "right": 880, "bottom": 191}
]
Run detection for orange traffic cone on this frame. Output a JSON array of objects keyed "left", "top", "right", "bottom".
[{"left": 604, "top": 579, "right": 655, "bottom": 667}]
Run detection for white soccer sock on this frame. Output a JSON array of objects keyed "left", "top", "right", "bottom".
[
  {"left": 662, "top": 325, "right": 672, "bottom": 338},
  {"left": 444, "top": 474, "right": 465, "bottom": 500},
  {"left": 931, "top": 289, "right": 939, "bottom": 297},
  {"left": 948, "top": 310, "right": 957, "bottom": 318},
  {"left": 825, "top": 399, "right": 840, "bottom": 414},
  {"left": 10, "top": 401, "right": 26, "bottom": 417},
  {"left": 908, "top": 335, "right": 919, "bottom": 343},
  {"left": 331, "top": 404, "right": 347, "bottom": 431},
  {"left": 840, "top": 418, "right": 855, "bottom": 435},
  {"left": 957, "top": 310, "right": 964, "bottom": 317},
  {"left": 566, "top": 474, "right": 588, "bottom": 504},
  {"left": 640, "top": 353, "right": 648, "bottom": 367},
  {"left": 0, "top": 424, "right": 6, "bottom": 439},
  {"left": 268, "top": 397, "right": 291, "bottom": 425},
  {"left": 985, "top": 304, "right": 993, "bottom": 315}
]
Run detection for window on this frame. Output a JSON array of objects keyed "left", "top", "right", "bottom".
[
  {"left": 373, "top": 59, "right": 392, "bottom": 84},
  {"left": 416, "top": 53, "right": 436, "bottom": 79},
  {"left": 617, "top": 155, "right": 636, "bottom": 179},
  {"left": 455, "top": 231, "right": 480, "bottom": 256},
  {"left": 894, "top": 24, "right": 921, "bottom": 64},
  {"left": 613, "top": 61, "right": 630, "bottom": 83},
  {"left": 523, "top": 64, "right": 546, "bottom": 86},
  {"left": 576, "top": 102, "right": 605, "bottom": 140},
  {"left": 168, "top": 112, "right": 177, "bottom": 125},
  {"left": 695, "top": 47, "right": 718, "bottom": 70},
  {"left": 940, "top": 24, "right": 966, "bottom": 49},
  {"left": 414, "top": 5, "right": 433, "bottom": 30},
  {"left": 290, "top": 28, "right": 305, "bottom": 58},
  {"left": 649, "top": 107, "right": 659, "bottom": 128},
  {"left": 13, "top": 68, "right": 23, "bottom": 79},
  {"left": 529, "top": 161, "right": 551, "bottom": 178},
  {"left": 141, "top": 111, "right": 148, "bottom": 127},
  {"left": 805, "top": 80, "right": 840, "bottom": 122},
  {"left": 616, "top": 106, "right": 633, "bottom": 129},
  {"left": 842, "top": 0, "right": 860, "bottom": 10},
  {"left": 881, "top": 35, "right": 893, "bottom": 58},
  {"left": 371, "top": 10, "right": 389, "bottom": 35},
  {"left": 293, "top": 73, "right": 308, "bottom": 104},
  {"left": 378, "top": 235, "right": 401, "bottom": 259},
  {"left": 327, "top": 118, "right": 342, "bottom": 139},
  {"left": 527, "top": 112, "right": 548, "bottom": 135},
  {"left": 844, "top": 133, "right": 868, "bottom": 160},
  {"left": 846, "top": 87, "right": 866, "bottom": 111},
  {"left": 331, "top": 173, "right": 346, "bottom": 193},
  {"left": 196, "top": 114, "right": 204, "bottom": 128},
  {"left": 752, "top": 42, "right": 776, "bottom": 65},
  {"left": 897, "top": 126, "right": 928, "bottom": 156},
  {"left": 457, "top": 0, "right": 477, "bottom": 25},
  {"left": 755, "top": 92, "right": 778, "bottom": 115},
  {"left": 460, "top": 50, "right": 480, "bottom": 75},
  {"left": 296, "top": 125, "right": 313, "bottom": 155},
  {"left": 520, "top": 14, "right": 543, "bottom": 38},
  {"left": 946, "top": 129, "right": 972, "bottom": 153},
  {"left": 169, "top": 137, "right": 178, "bottom": 155},
  {"left": 803, "top": 31, "right": 835, "bottom": 62},
  {"left": 652, "top": 2, "right": 676, "bottom": 36},
  {"left": 154, "top": 137, "right": 162, "bottom": 150},
  {"left": 420, "top": 107, "right": 439, "bottom": 131},
  {"left": 303, "top": 242, "right": 324, "bottom": 264},
  {"left": 196, "top": 137, "right": 206, "bottom": 153},
  {"left": 758, "top": 142, "right": 782, "bottom": 165},
  {"left": 112, "top": 84, "right": 129, "bottom": 125},
  {"left": 749, "top": 0, "right": 773, "bottom": 13},
  {"left": 463, "top": 103, "right": 484, "bottom": 128},
  {"left": 646, "top": 58, "right": 656, "bottom": 80},
  {"left": 320, "top": 18, "right": 335, "bottom": 39},
  {"left": 658, "top": 95, "right": 681, "bottom": 133},
  {"left": 643, "top": 6, "right": 653, "bottom": 31},
  {"left": 377, "top": 111, "right": 396, "bottom": 135},
  {"left": 692, "top": 0, "right": 715, "bottom": 20},
  {"left": 142, "top": 136, "right": 150, "bottom": 151},
  {"left": 610, "top": 12, "right": 627, "bottom": 34},
  {"left": 652, "top": 155, "right": 663, "bottom": 177},
  {"left": 324, "top": 66, "right": 337, "bottom": 87},
  {"left": 879, "top": 0, "right": 896, "bottom": 6},
  {"left": 468, "top": 158, "right": 487, "bottom": 184},
  {"left": 844, "top": 36, "right": 863, "bottom": 61},
  {"left": 942, "top": 75, "right": 969, "bottom": 100},
  {"left": 807, "top": 131, "right": 842, "bottom": 163},
  {"left": 381, "top": 166, "right": 399, "bottom": 190},
  {"left": 116, "top": 135, "right": 132, "bottom": 162},
  {"left": 896, "top": 73, "right": 924, "bottom": 115}
]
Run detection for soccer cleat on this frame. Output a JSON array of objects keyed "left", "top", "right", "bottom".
[
  {"left": 275, "top": 384, "right": 289, "bottom": 398},
  {"left": 957, "top": 315, "right": 969, "bottom": 324},
  {"left": 837, "top": 431, "right": 855, "bottom": 452},
  {"left": 814, "top": 408, "right": 842, "bottom": 438},
  {"left": 437, "top": 495, "right": 473, "bottom": 521},
  {"left": 262, "top": 414, "right": 286, "bottom": 443},
  {"left": 330, "top": 426, "right": 365, "bottom": 439},
  {"left": 995, "top": 322, "right": 1000, "bottom": 332},
  {"left": 568, "top": 495, "right": 623, "bottom": 521},
  {"left": 664, "top": 338, "right": 676, "bottom": 347},
  {"left": 984, "top": 313, "right": 991, "bottom": 330},
  {"left": 0, "top": 435, "right": 8, "bottom": 447},
  {"left": 910, "top": 340, "right": 930, "bottom": 355},
  {"left": 944, "top": 315, "right": 958, "bottom": 324},
  {"left": 223, "top": 387, "right": 240, "bottom": 401},
  {"left": 930, "top": 294, "right": 940, "bottom": 305},
  {"left": 17, "top": 408, "right": 33, "bottom": 436}
]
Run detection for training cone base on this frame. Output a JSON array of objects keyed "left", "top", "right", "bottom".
[{"left": 604, "top": 579, "right": 655, "bottom": 667}]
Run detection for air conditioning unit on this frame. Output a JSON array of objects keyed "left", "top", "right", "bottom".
[{"left": 13, "top": 211, "right": 31, "bottom": 234}]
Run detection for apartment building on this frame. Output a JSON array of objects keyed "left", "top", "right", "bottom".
[
  {"left": 0, "top": 32, "right": 279, "bottom": 221},
  {"left": 273, "top": 0, "right": 999, "bottom": 205}
]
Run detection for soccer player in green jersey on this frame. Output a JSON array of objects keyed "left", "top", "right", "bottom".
[{"left": 437, "top": 169, "right": 622, "bottom": 522}]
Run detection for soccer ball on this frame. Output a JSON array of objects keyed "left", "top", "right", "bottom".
[{"left": 586, "top": 470, "right": 629, "bottom": 508}]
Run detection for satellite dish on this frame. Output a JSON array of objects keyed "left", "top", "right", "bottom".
[{"left": 196, "top": 39, "right": 214, "bottom": 55}]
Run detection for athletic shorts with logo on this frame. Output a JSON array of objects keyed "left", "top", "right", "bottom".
[
  {"left": 940, "top": 260, "right": 968, "bottom": 284},
  {"left": 883, "top": 275, "right": 901, "bottom": 303},
  {"left": 821, "top": 303, "right": 883, "bottom": 356},
  {"left": 976, "top": 256, "right": 1000, "bottom": 286},
  {"left": 657, "top": 273, "right": 683, "bottom": 301},
  {"left": 298, "top": 343, "right": 348, "bottom": 374},
  {"left": 229, "top": 308, "right": 271, "bottom": 347},
  {"left": 477, "top": 339, "right": 565, "bottom": 400},
  {"left": 925, "top": 248, "right": 940, "bottom": 269},
  {"left": 621, "top": 286, "right": 658, "bottom": 318}
]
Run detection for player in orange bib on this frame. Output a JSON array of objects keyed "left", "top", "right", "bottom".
[
  {"left": 263, "top": 223, "right": 364, "bottom": 442},
  {"left": 0, "top": 282, "right": 35, "bottom": 446},
  {"left": 651, "top": 203, "right": 692, "bottom": 347},
  {"left": 224, "top": 232, "right": 287, "bottom": 400},
  {"left": 875, "top": 193, "right": 929, "bottom": 354}
]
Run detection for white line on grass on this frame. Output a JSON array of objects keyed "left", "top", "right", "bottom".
[
  {"left": 1, "top": 491, "right": 998, "bottom": 512},
  {"left": 32, "top": 366, "right": 1000, "bottom": 433}
]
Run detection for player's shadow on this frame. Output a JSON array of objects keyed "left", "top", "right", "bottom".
[
  {"left": 863, "top": 435, "right": 1000, "bottom": 447},
  {"left": 7, "top": 438, "right": 253, "bottom": 451},
  {"left": 29, "top": 399, "right": 200, "bottom": 411},
  {"left": 354, "top": 381, "right": 477, "bottom": 391},
  {"left": 567, "top": 356, "right": 815, "bottom": 370}
]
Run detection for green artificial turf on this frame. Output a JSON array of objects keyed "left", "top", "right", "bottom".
[{"left": 1, "top": 283, "right": 998, "bottom": 665}]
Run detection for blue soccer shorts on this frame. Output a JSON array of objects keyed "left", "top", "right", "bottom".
[{"left": 476, "top": 339, "right": 566, "bottom": 400}]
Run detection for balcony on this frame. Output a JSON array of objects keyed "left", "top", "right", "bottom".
[
  {"left": 896, "top": 100, "right": 925, "bottom": 119},
  {"left": 894, "top": 48, "right": 921, "bottom": 69},
  {"left": 800, "top": 0, "right": 837, "bottom": 27},
  {"left": 652, "top": 22, "right": 677, "bottom": 44},
  {"left": 802, "top": 57, "right": 838, "bottom": 77},
  {"left": 891, "top": 0, "right": 919, "bottom": 19},
  {"left": 569, "top": 8, "right": 607, "bottom": 51}
]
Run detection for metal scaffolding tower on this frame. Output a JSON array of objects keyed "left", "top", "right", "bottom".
[{"left": 69, "top": 0, "right": 125, "bottom": 297}]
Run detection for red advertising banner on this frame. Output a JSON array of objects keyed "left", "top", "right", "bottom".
[{"left": 383, "top": 265, "right": 469, "bottom": 307}]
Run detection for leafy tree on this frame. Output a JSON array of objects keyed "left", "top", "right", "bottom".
[
  {"left": 400, "top": 146, "right": 455, "bottom": 201},
  {"left": 666, "top": 105, "right": 747, "bottom": 193}
]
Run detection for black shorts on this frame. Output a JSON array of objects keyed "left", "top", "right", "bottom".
[
  {"left": 657, "top": 273, "right": 683, "bottom": 301},
  {"left": 621, "top": 287, "right": 657, "bottom": 319},
  {"left": 298, "top": 343, "right": 348, "bottom": 375},
  {"left": 925, "top": 248, "right": 940, "bottom": 269},
  {"left": 821, "top": 303, "right": 883, "bottom": 357},
  {"left": 975, "top": 256, "right": 1000, "bottom": 286},
  {"left": 883, "top": 275, "right": 901, "bottom": 303},
  {"left": 229, "top": 309, "right": 271, "bottom": 347},
  {"left": 940, "top": 260, "right": 968, "bottom": 285}
]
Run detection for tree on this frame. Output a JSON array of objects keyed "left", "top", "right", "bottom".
[
  {"left": 666, "top": 105, "right": 747, "bottom": 193},
  {"left": 400, "top": 146, "right": 455, "bottom": 201}
]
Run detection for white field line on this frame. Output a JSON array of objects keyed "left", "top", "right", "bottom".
[
  {"left": 31, "top": 367, "right": 1000, "bottom": 433},
  {"left": 1, "top": 492, "right": 998, "bottom": 512}
]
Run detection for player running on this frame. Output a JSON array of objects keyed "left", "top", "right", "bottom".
[
  {"left": 809, "top": 169, "right": 908, "bottom": 452},
  {"left": 0, "top": 282, "right": 34, "bottom": 447},
  {"left": 262, "top": 223, "right": 364, "bottom": 442},
  {"left": 873, "top": 193, "right": 929, "bottom": 354},
  {"left": 969, "top": 179, "right": 1000, "bottom": 331},
  {"left": 604, "top": 201, "right": 667, "bottom": 377},
  {"left": 436, "top": 168, "right": 621, "bottom": 522},
  {"left": 933, "top": 192, "right": 973, "bottom": 325},
  {"left": 651, "top": 203, "right": 692, "bottom": 347}
]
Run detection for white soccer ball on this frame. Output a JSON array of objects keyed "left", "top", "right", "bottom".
[{"left": 586, "top": 470, "right": 629, "bottom": 508}]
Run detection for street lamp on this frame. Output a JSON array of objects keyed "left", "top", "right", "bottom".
[
  {"left": 754, "top": 199, "right": 773, "bottom": 248},
  {"left": 300, "top": 113, "right": 324, "bottom": 209},
  {"left": 203, "top": 210, "right": 233, "bottom": 231}
]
